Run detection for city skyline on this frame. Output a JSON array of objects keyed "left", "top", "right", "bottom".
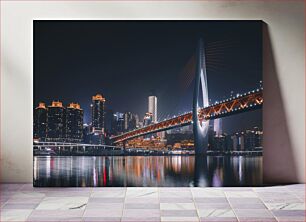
[
  {"left": 34, "top": 21, "right": 262, "bottom": 133},
  {"left": 34, "top": 91, "right": 263, "bottom": 148},
  {"left": 33, "top": 20, "right": 263, "bottom": 187},
  {"left": 34, "top": 95, "right": 263, "bottom": 152},
  {"left": 34, "top": 87, "right": 262, "bottom": 135}
]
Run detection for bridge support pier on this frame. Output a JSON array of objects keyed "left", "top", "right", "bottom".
[{"left": 193, "top": 38, "right": 209, "bottom": 155}]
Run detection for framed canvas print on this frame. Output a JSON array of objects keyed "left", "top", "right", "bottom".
[{"left": 33, "top": 20, "right": 263, "bottom": 187}]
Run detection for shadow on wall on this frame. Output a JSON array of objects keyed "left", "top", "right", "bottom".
[{"left": 263, "top": 23, "right": 298, "bottom": 184}]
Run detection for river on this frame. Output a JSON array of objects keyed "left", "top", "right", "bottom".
[{"left": 33, "top": 155, "right": 262, "bottom": 187}]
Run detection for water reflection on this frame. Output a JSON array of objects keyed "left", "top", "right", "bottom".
[{"left": 33, "top": 156, "right": 262, "bottom": 187}]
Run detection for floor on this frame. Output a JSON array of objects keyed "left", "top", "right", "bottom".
[{"left": 0, "top": 184, "right": 304, "bottom": 222}]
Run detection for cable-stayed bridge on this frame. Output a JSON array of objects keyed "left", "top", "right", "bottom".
[
  {"left": 111, "top": 39, "right": 263, "bottom": 155},
  {"left": 111, "top": 89, "right": 263, "bottom": 144}
]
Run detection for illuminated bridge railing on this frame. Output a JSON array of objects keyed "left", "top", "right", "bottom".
[{"left": 111, "top": 88, "right": 263, "bottom": 143}]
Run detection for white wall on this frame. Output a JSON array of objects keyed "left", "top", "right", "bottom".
[{"left": 1, "top": 1, "right": 304, "bottom": 183}]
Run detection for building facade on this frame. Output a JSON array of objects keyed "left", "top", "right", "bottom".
[
  {"left": 66, "top": 103, "right": 83, "bottom": 143},
  {"left": 148, "top": 95, "right": 157, "bottom": 123},
  {"left": 46, "top": 101, "right": 66, "bottom": 142},
  {"left": 91, "top": 94, "right": 105, "bottom": 133},
  {"left": 124, "top": 112, "right": 137, "bottom": 132},
  {"left": 214, "top": 119, "right": 222, "bottom": 137},
  {"left": 104, "top": 109, "right": 114, "bottom": 136},
  {"left": 33, "top": 102, "right": 47, "bottom": 141},
  {"left": 113, "top": 112, "right": 124, "bottom": 135},
  {"left": 143, "top": 112, "right": 153, "bottom": 126}
]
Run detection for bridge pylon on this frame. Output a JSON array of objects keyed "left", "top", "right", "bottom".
[{"left": 193, "top": 38, "right": 210, "bottom": 155}]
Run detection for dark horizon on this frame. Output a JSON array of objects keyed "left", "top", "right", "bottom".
[{"left": 34, "top": 20, "right": 262, "bottom": 133}]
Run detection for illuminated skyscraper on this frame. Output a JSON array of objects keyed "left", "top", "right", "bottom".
[
  {"left": 113, "top": 112, "right": 124, "bottom": 134},
  {"left": 239, "top": 133, "right": 245, "bottom": 151},
  {"left": 83, "top": 124, "right": 91, "bottom": 144},
  {"left": 134, "top": 114, "right": 140, "bottom": 128},
  {"left": 148, "top": 95, "right": 157, "bottom": 123},
  {"left": 91, "top": 94, "right": 105, "bottom": 133},
  {"left": 214, "top": 119, "right": 222, "bottom": 137},
  {"left": 34, "top": 102, "right": 47, "bottom": 141},
  {"left": 124, "top": 112, "right": 131, "bottom": 131},
  {"left": 244, "top": 127, "right": 263, "bottom": 151},
  {"left": 231, "top": 134, "right": 239, "bottom": 151},
  {"left": 143, "top": 112, "right": 153, "bottom": 126},
  {"left": 66, "top": 103, "right": 83, "bottom": 143},
  {"left": 47, "top": 101, "right": 65, "bottom": 142},
  {"left": 124, "top": 112, "right": 137, "bottom": 132},
  {"left": 104, "top": 109, "right": 114, "bottom": 135}
]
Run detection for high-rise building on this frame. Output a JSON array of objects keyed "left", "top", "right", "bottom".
[
  {"left": 83, "top": 124, "right": 91, "bottom": 144},
  {"left": 148, "top": 95, "right": 157, "bottom": 123},
  {"left": 91, "top": 94, "right": 105, "bottom": 133},
  {"left": 34, "top": 102, "right": 47, "bottom": 141},
  {"left": 256, "top": 131, "right": 263, "bottom": 149},
  {"left": 66, "top": 103, "right": 83, "bottom": 143},
  {"left": 243, "top": 127, "right": 263, "bottom": 151},
  {"left": 244, "top": 130, "right": 255, "bottom": 151},
  {"left": 104, "top": 109, "right": 114, "bottom": 135},
  {"left": 239, "top": 133, "right": 245, "bottom": 151},
  {"left": 143, "top": 112, "right": 153, "bottom": 126},
  {"left": 123, "top": 112, "right": 137, "bottom": 132},
  {"left": 47, "top": 101, "right": 65, "bottom": 142},
  {"left": 134, "top": 114, "right": 140, "bottom": 128},
  {"left": 225, "top": 134, "right": 233, "bottom": 151},
  {"left": 214, "top": 135, "right": 226, "bottom": 151},
  {"left": 114, "top": 112, "right": 124, "bottom": 134},
  {"left": 208, "top": 125, "right": 215, "bottom": 150},
  {"left": 253, "top": 127, "right": 263, "bottom": 149},
  {"left": 214, "top": 119, "right": 222, "bottom": 137},
  {"left": 129, "top": 114, "right": 137, "bottom": 131},
  {"left": 231, "top": 134, "right": 239, "bottom": 151},
  {"left": 124, "top": 112, "right": 131, "bottom": 131}
]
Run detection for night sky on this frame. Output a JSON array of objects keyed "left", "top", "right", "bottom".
[{"left": 34, "top": 21, "right": 262, "bottom": 133}]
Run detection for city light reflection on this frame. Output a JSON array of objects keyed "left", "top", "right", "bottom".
[{"left": 33, "top": 155, "right": 262, "bottom": 187}]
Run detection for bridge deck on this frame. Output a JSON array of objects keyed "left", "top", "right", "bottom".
[{"left": 111, "top": 89, "right": 263, "bottom": 143}]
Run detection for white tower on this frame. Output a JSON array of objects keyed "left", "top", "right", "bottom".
[
  {"left": 148, "top": 96, "right": 157, "bottom": 123},
  {"left": 214, "top": 119, "right": 222, "bottom": 137}
]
